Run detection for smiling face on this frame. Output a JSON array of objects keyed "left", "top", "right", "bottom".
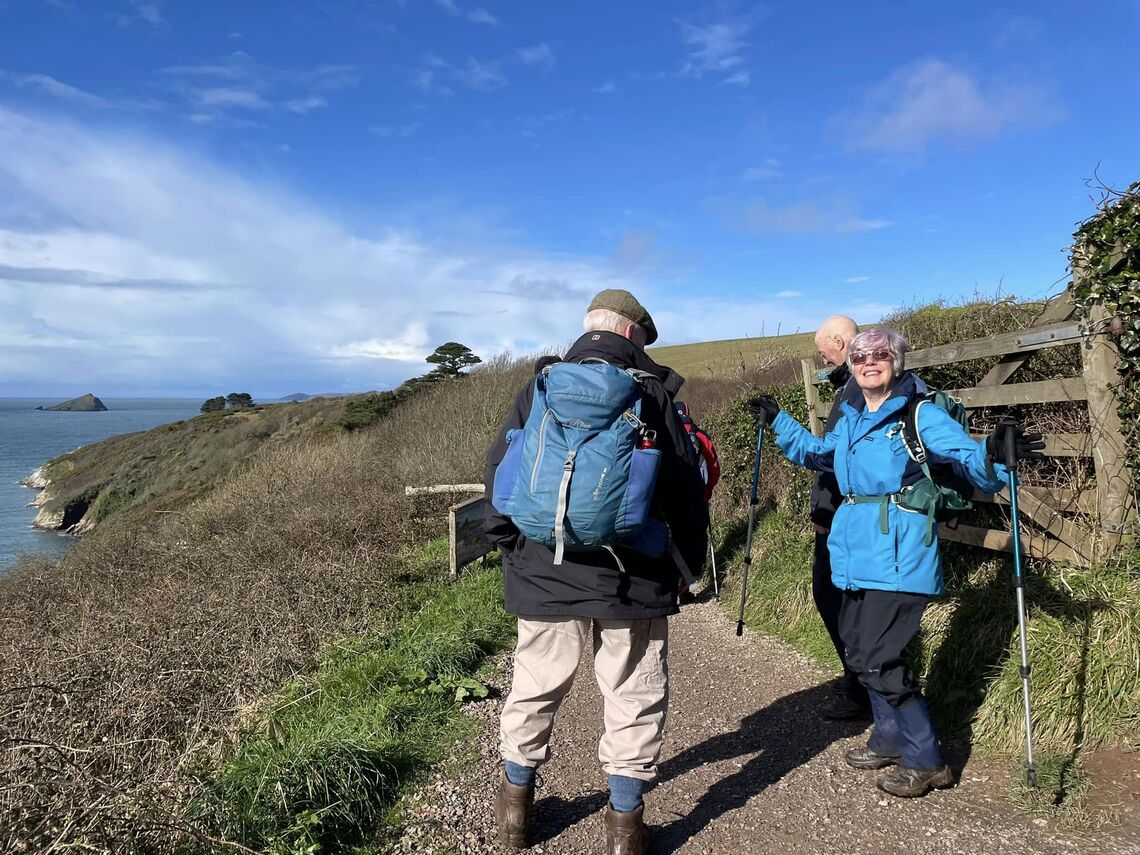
[{"left": 851, "top": 348, "right": 896, "bottom": 396}]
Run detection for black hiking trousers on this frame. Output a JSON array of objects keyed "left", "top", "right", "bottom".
[
  {"left": 837, "top": 588, "right": 928, "bottom": 707},
  {"left": 813, "top": 531, "right": 867, "bottom": 699}
]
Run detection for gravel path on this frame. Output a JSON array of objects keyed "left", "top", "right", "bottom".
[{"left": 392, "top": 600, "right": 1139, "bottom": 854}]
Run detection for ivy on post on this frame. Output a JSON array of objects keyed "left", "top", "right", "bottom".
[{"left": 1071, "top": 180, "right": 1140, "bottom": 555}]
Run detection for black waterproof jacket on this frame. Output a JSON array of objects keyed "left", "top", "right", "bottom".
[
  {"left": 483, "top": 331, "right": 709, "bottom": 619},
  {"left": 809, "top": 363, "right": 864, "bottom": 528}
]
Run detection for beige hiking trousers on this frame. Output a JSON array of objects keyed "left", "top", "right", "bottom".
[{"left": 499, "top": 616, "right": 669, "bottom": 782}]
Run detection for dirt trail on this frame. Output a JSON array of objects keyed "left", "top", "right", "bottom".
[{"left": 393, "top": 600, "right": 1139, "bottom": 854}]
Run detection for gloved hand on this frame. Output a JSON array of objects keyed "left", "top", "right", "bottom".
[
  {"left": 747, "top": 394, "right": 780, "bottom": 426},
  {"left": 985, "top": 418, "right": 1045, "bottom": 464}
]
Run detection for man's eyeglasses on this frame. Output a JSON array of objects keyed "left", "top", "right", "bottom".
[{"left": 850, "top": 349, "right": 892, "bottom": 366}]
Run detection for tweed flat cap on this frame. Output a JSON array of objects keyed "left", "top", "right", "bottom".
[{"left": 586, "top": 288, "right": 658, "bottom": 345}]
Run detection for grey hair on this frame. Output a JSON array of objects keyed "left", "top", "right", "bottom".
[
  {"left": 584, "top": 308, "right": 643, "bottom": 338},
  {"left": 847, "top": 328, "right": 909, "bottom": 377}
]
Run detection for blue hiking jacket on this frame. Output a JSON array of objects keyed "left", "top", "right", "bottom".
[{"left": 771, "top": 373, "right": 1007, "bottom": 596}]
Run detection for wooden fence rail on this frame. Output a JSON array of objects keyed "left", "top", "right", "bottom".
[{"left": 801, "top": 292, "right": 1136, "bottom": 565}]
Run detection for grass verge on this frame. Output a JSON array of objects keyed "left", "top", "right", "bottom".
[
  {"left": 722, "top": 502, "right": 1140, "bottom": 764},
  {"left": 716, "top": 506, "right": 838, "bottom": 668},
  {"left": 1010, "top": 752, "right": 1094, "bottom": 827},
  {"left": 193, "top": 538, "right": 514, "bottom": 855}
]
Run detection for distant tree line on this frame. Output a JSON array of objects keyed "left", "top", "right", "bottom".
[
  {"left": 337, "top": 342, "right": 481, "bottom": 431},
  {"left": 200, "top": 393, "right": 255, "bottom": 414}
]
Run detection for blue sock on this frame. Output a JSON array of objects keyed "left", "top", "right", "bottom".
[
  {"left": 608, "top": 774, "right": 645, "bottom": 812},
  {"left": 504, "top": 760, "right": 536, "bottom": 787}
]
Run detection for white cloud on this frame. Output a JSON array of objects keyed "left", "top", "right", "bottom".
[
  {"left": 283, "top": 95, "right": 327, "bottom": 114},
  {"left": 718, "top": 197, "right": 893, "bottom": 236},
  {"left": 517, "top": 109, "right": 575, "bottom": 135},
  {"left": 0, "top": 72, "right": 111, "bottom": 109},
  {"left": 844, "top": 276, "right": 870, "bottom": 284},
  {"left": 741, "top": 160, "right": 782, "bottom": 182},
  {"left": 836, "top": 218, "right": 893, "bottom": 233},
  {"left": 837, "top": 58, "right": 1063, "bottom": 152},
  {"left": 775, "top": 290, "right": 801, "bottom": 298},
  {"left": 517, "top": 43, "right": 556, "bottom": 70},
  {"left": 113, "top": 0, "right": 164, "bottom": 28},
  {"left": 0, "top": 106, "right": 648, "bottom": 394},
  {"left": 330, "top": 323, "right": 431, "bottom": 362},
  {"left": 594, "top": 81, "right": 617, "bottom": 95},
  {"left": 678, "top": 16, "right": 754, "bottom": 86},
  {"left": 435, "top": 0, "right": 499, "bottom": 25},
  {"left": 411, "top": 53, "right": 506, "bottom": 94},
  {"left": 370, "top": 121, "right": 423, "bottom": 138},
  {"left": 160, "top": 52, "right": 357, "bottom": 120}
]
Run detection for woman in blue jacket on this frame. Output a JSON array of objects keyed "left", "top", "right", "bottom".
[{"left": 749, "top": 328, "right": 1042, "bottom": 798}]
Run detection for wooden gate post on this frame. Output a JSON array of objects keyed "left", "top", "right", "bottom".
[
  {"left": 1079, "top": 301, "right": 1137, "bottom": 556},
  {"left": 801, "top": 358, "right": 823, "bottom": 436}
]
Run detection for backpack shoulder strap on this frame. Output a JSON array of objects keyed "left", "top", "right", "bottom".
[{"left": 901, "top": 393, "right": 933, "bottom": 466}]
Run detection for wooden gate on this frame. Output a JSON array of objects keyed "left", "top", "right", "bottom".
[{"left": 801, "top": 293, "right": 1136, "bottom": 566}]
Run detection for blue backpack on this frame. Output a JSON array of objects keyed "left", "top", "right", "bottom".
[{"left": 491, "top": 360, "right": 663, "bottom": 564}]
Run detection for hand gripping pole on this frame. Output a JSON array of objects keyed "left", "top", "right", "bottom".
[{"left": 736, "top": 424, "right": 765, "bottom": 636}]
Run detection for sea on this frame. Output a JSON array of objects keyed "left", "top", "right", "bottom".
[{"left": 0, "top": 398, "right": 201, "bottom": 576}]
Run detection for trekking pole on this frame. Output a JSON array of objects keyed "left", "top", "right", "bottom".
[
  {"left": 709, "top": 520, "right": 719, "bottom": 597},
  {"left": 1004, "top": 428, "right": 1038, "bottom": 788},
  {"left": 736, "top": 423, "right": 764, "bottom": 636}
]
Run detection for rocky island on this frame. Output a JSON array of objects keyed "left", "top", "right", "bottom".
[{"left": 36, "top": 393, "right": 108, "bottom": 412}]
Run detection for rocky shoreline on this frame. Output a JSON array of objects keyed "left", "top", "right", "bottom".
[{"left": 19, "top": 465, "right": 84, "bottom": 534}]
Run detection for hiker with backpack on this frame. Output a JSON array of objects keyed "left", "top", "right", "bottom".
[
  {"left": 484, "top": 289, "right": 708, "bottom": 854},
  {"left": 810, "top": 315, "right": 872, "bottom": 721},
  {"left": 748, "top": 327, "right": 1044, "bottom": 798}
]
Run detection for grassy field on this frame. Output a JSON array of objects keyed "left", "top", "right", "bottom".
[{"left": 650, "top": 330, "right": 817, "bottom": 381}]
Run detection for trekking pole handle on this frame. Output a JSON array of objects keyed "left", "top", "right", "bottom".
[{"left": 1003, "top": 425, "right": 1018, "bottom": 471}]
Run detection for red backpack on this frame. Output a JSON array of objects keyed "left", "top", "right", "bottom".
[{"left": 675, "top": 402, "right": 720, "bottom": 503}]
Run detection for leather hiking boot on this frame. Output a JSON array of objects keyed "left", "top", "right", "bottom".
[
  {"left": 494, "top": 773, "right": 534, "bottom": 851},
  {"left": 605, "top": 804, "right": 650, "bottom": 855},
  {"left": 845, "top": 746, "right": 900, "bottom": 770},
  {"left": 877, "top": 764, "right": 954, "bottom": 798}
]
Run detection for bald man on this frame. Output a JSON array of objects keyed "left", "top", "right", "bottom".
[{"left": 812, "top": 316, "right": 871, "bottom": 720}]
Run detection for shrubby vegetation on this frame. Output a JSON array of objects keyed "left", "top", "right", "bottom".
[
  {"left": 1071, "top": 180, "right": 1140, "bottom": 469},
  {"left": 200, "top": 392, "right": 255, "bottom": 413}
]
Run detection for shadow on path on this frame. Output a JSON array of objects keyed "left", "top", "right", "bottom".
[
  {"left": 651, "top": 683, "right": 865, "bottom": 853},
  {"left": 530, "top": 682, "right": 864, "bottom": 850}
]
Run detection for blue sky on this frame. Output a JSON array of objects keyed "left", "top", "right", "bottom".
[{"left": 0, "top": 0, "right": 1138, "bottom": 397}]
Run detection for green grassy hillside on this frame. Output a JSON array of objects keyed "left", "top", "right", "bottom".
[
  {"left": 650, "top": 330, "right": 817, "bottom": 380},
  {"left": 28, "top": 396, "right": 353, "bottom": 534}
]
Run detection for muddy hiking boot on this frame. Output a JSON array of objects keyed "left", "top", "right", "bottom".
[
  {"left": 605, "top": 804, "right": 650, "bottom": 855},
  {"left": 494, "top": 773, "right": 535, "bottom": 852},
  {"left": 844, "top": 745, "right": 900, "bottom": 770},
  {"left": 877, "top": 764, "right": 954, "bottom": 798}
]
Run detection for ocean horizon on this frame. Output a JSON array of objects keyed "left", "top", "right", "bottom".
[{"left": 0, "top": 398, "right": 202, "bottom": 576}]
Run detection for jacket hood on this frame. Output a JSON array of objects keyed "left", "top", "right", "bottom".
[{"left": 565, "top": 330, "right": 686, "bottom": 396}]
